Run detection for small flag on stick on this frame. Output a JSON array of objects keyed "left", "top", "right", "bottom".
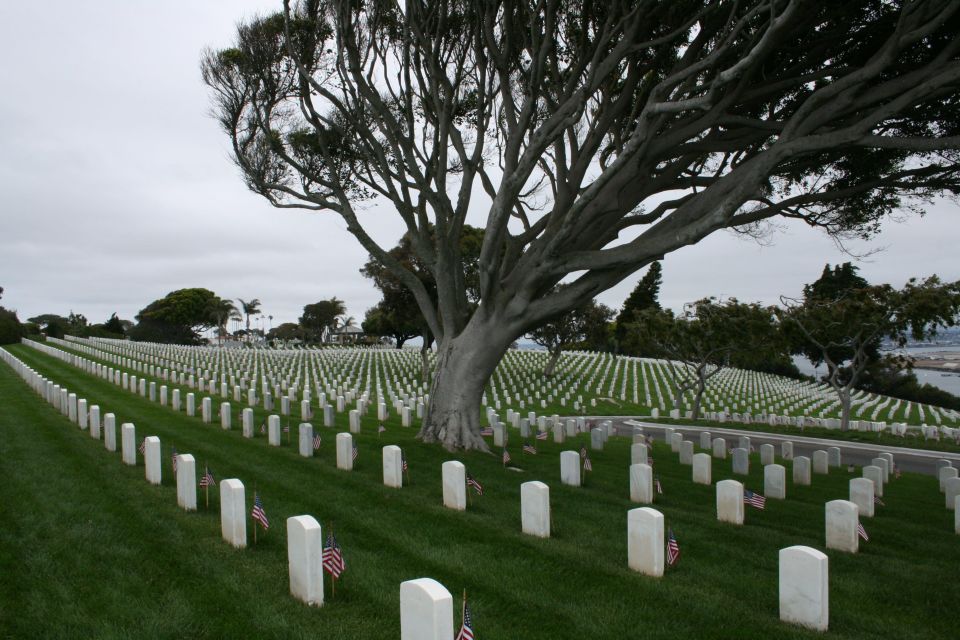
[
  {"left": 857, "top": 522, "right": 869, "bottom": 542},
  {"left": 313, "top": 434, "right": 322, "bottom": 450},
  {"left": 171, "top": 447, "right": 178, "bottom": 473},
  {"left": 251, "top": 491, "right": 270, "bottom": 530},
  {"left": 323, "top": 529, "right": 345, "bottom": 597},
  {"left": 667, "top": 528, "right": 681, "bottom": 566},
  {"left": 654, "top": 476, "right": 663, "bottom": 494},
  {"left": 457, "top": 590, "right": 475, "bottom": 640},
  {"left": 378, "top": 424, "right": 386, "bottom": 436},
  {"left": 874, "top": 495, "right": 885, "bottom": 506},
  {"left": 352, "top": 445, "right": 359, "bottom": 462},
  {"left": 502, "top": 449, "right": 511, "bottom": 466},
  {"left": 523, "top": 442, "right": 537, "bottom": 455},
  {"left": 138, "top": 439, "right": 146, "bottom": 455},
  {"left": 466, "top": 473, "right": 484, "bottom": 496},
  {"left": 480, "top": 427, "right": 493, "bottom": 437}
]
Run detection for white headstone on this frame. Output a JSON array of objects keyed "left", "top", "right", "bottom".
[
  {"left": 399, "top": 578, "right": 454, "bottom": 640},
  {"left": 712, "top": 438, "right": 726, "bottom": 459},
  {"left": 863, "top": 465, "right": 884, "bottom": 497},
  {"left": 176, "top": 454, "right": 197, "bottom": 511},
  {"left": 242, "top": 408, "right": 254, "bottom": 438},
  {"left": 946, "top": 477, "right": 960, "bottom": 510},
  {"left": 630, "top": 443, "right": 648, "bottom": 466},
  {"left": 287, "top": 515, "right": 324, "bottom": 607},
  {"left": 441, "top": 461, "right": 466, "bottom": 511},
  {"left": 781, "top": 441, "right": 794, "bottom": 460},
  {"left": 779, "top": 546, "right": 829, "bottom": 631},
  {"left": 939, "top": 466, "right": 958, "bottom": 491},
  {"left": 383, "top": 445, "right": 403, "bottom": 488},
  {"left": 336, "top": 432, "right": 354, "bottom": 470},
  {"left": 77, "top": 398, "right": 88, "bottom": 429},
  {"left": 825, "top": 499, "right": 859, "bottom": 553},
  {"left": 560, "top": 450, "right": 581, "bottom": 487},
  {"left": 121, "top": 423, "right": 136, "bottom": 465},
  {"left": 104, "top": 413, "right": 117, "bottom": 451},
  {"left": 627, "top": 507, "right": 664, "bottom": 578},
  {"left": 630, "top": 463, "right": 653, "bottom": 504},
  {"left": 849, "top": 478, "right": 874, "bottom": 518},
  {"left": 764, "top": 464, "right": 786, "bottom": 500},
  {"left": 692, "top": 453, "right": 711, "bottom": 485},
  {"left": 679, "top": 440, "right": 694, "bottom": 465},
  {"left": 220, "top": 478, "right": 247, "bottom": 549},
  {"left": 299, "top": 423, "right": 315, "bottom": 458},
  {"left": 716, "top": 479, "right": 744, "bottom": 525},
  {"left": 89, "top": 405, "right": 101, "bottom": 439},
  {"left": 793, "top": 456, "right": 811, "bottom": 486},
  {"left": 144, "top": 436, "right": 161, "bottom": 485},
  {"left": 520, "top": 481, "right": 550, "bottom": 538},
  {"left": 268, "top": 415, "right": 281, "bottom": 446},
  {"left": 759, "top": 444, "right": 774, "bottom": 466},
  {"left": 221, "top": 403, "right": 232, "bottom": 430},
  {"left": 813, "top": 450, "right": 829, "bottom": 474},
  {"left": 732, "top": 448, "right": 749, "bottom": 475}
]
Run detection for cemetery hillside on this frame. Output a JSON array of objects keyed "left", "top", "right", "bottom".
[
  {"left": 2, "top": 332, "right": 959, "bottom": 637},
  {"left": 4, "top": 1, "right": 960, "bottom": 638}
]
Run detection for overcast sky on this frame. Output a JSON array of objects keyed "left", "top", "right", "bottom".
[{"left": 2, "top": 1, "right": 958, "bottom": 332}]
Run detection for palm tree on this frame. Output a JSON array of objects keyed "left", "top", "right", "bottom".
[
  {"left": 209, "top": 298, "right": 240, "bottom": 345},
  {"left": 236, "top": 298, "right": 262, "bottom": 334}
]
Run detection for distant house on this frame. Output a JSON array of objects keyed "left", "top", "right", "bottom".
[{"left": 330, "top": 325, "right": 364, "bottom": 344}]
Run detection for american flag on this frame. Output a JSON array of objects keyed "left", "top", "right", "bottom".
[
  {"left": 744, "top": 489, "right": 766, "bottom": 510},
  {"left": 378, "top": 424, "right": 386, "bottom": 434},
  {"left": 536, "top": 430, "right": 548, "bottom": 441},
  {"left": 402, "top": 455, "right": 408, "bottom": 472},
  {"left": 894, "top": 465, "right": 901, "bottom": 479},
  {"left": 283, "top": 422, "right": 290, "bottom": 433},
  {"left": 580, "top": 446, "right": 587, "bottom": 459},
  {"left": 352, "top": 445, "right": 359, "bottom": 461},
  {"left": 523, "top": 442, "right": 537, "bottom": 455},
  {"left": 857, "top": 522, "right": 869, "bottom": 542},
  {"left": 480, "top": 427, "right": 494, "bottom": 437},
  {"left": 667, "top": 528, "right": 680, "bottom": 566},
  {"left": 466, "top": 473, "right": 484, "bottom": 496},
  {"left": 502, "top": 449, "right": 511, "bottom": 465},
  {"left": 874, "top": 495, "right": 885, "bottom": 506},
  {"left": 251, "top": 492, "right": 270, "bottom": 530},
  {"left": 199, "top": 467, "right": 216, "bottom": 487},
  {"left": 313, "top": 434, "right": 322, "bottom": 450},
  {"left": 138, "top": 439, "right": 146, "bottom": 455},
  {"left": 583, "top": 454, "right": 593, "bottom": 472},
  {"left": 259, "top": 422, "right": 266, "bottom": 434},
  {"left": 323, "top": 532, "right": 345, "bottom": 578},
  {"left": 171, "top": 447, "right": 178, "bottom": 473},
  {"left": 654, "top": 476, "right": 663, "bottom": 494},
  {"left": 456, "top": 601, "right": 475, "bottom": 640}
]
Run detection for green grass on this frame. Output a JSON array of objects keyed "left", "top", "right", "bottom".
[{"left": 1, "top": 343, "right": 958, "bottom": 639}]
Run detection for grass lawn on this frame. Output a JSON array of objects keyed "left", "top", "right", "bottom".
[{"left": 1, "top": 343, "right": 957, "bottom": 639}]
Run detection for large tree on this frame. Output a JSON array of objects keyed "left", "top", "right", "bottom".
[
  {"left": 236, "top": 298, "right": 262, "bottom": 335},
  {"left": 616, "top": 261, "right": 663, "bottom": 353},
  {"left": 783, "top": 275, "right": 960, "bottom": 431},
  {"left": 204, "top": 0, "right": 960, "bottom": 450}
]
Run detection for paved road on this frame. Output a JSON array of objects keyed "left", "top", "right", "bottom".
[{"left": 582, "top": 416, "right": 959, "bottom": 477}]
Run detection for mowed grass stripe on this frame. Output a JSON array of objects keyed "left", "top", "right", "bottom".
[{"left": 2, "top": 344, "right": 958, "bottom": 639}]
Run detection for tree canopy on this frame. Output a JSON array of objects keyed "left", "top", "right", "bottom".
[
  {"left": 204, "top": 0, "right": 960, "bottom": 449},
  {"left": 130, "top": 288, "right": 225, "bottom": 344},
  {"left": 299, "top": 298, "right": 347, "bottom": 342}
]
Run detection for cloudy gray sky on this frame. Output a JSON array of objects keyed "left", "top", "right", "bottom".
[{"left": 2, "top": 1, "right": 958, "bottom": 332}]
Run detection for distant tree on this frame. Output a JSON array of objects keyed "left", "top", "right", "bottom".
[
  {"left": 634, "top": 299, "right": 781, "bottom": 419},
  {"left": 102, "top": 313, "right": 126, "bottom": 336},
  {"left": 300, "top": 298, "right": 346, "bottom": 343},
  {"left": 575, "top": 303, "right": 616, "bottom": 353},
  {"left": 66, "top": 311, "right": 88, "bottom": 332},
  {"left": 267, "top": 322, "right": 302, "bottom": 342},
  {"left": 783, "top": 276, "right": 960, "bottom": 431},
  {"left": 363, "top": 301, "right": 419, "bottom": 349},
  {"left": 131, "top": 288, "right": 222, "bottom": 344},
  {"left": 210, "top": 298, "right": 241, "bottom": 343},
  {"left": 615, "top": 261, "right": 663, "bottom": 350},
  {"left": 0, "top": 307, "right": 23, "bottom": 345},
  {"left": 0, "top": 285, "right": 4, "bottom": 301},
  {"left": 236, "top": 298, "right": 262, "bottom": 334},
  {"left": 28, "top": 314, "right": 69, "bottom": 331},
  {"left": 530, "top": 296, "right": 608, "bottom": 377}
]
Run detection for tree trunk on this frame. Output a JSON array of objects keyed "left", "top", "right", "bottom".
[
  {"left": 396, "top": 336, "right": 407, "bottom": 349},
  {"left": 544, "top": 347, "right": 561, "bottom": 377},
  {"left": 691, "top": 375, "right": 706, "bottom": 420},
  {"left": 839, "top": 390, "right": 852, "bottom": 432},
  {"left": 419, "top": 318, "right": 512, "bottom": 451}
]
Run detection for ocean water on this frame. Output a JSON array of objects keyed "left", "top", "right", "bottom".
[{"left": 793, "top": 346, "right": 960, "bottom": 397}]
